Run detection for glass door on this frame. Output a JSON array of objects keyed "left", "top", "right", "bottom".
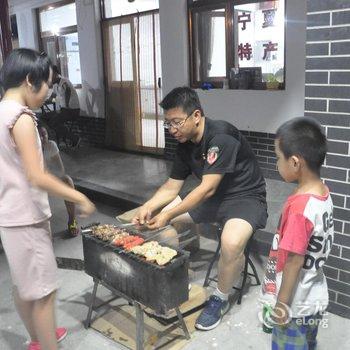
[
  {"left": 58, "top": 32, "right": 81, "bottom": 86},
  {"left": 102, "top": 10, "right": 163, "bottom": 153}
]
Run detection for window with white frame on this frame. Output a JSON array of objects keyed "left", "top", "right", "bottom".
[
  {"left": 188, "top": 0, "right": 285, "bottom": 90},
  {"left": 38, "top": 1, "right": 82, "bottom": 86}
]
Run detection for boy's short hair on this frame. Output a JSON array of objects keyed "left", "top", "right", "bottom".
[
  {"left": 276, "top": 117, "right": 327, "bottom": 174},
  {"left": 0, "top": 48, "right": 51, "bottom": 92},
  {"left": 160, "top": 87, "right": 204, "bottom": 116}
]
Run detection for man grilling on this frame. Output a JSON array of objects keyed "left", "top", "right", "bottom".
[{"left": 132, "top": 87, "right": 268, "bottom": 331}]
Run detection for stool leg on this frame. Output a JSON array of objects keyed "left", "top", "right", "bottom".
[
  {"left": 248, "top": 257, "right": 261, "bottom": 286},
  {"left": 237, "top": 251, "right": 249, "bottom": 305},
  {"left": 203, "top": 241, "right": 221, "bottom": 287}
]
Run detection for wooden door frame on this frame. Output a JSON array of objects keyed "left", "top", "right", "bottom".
[{"left": 101, "top": 10, "right": 163, "bottom": 154}]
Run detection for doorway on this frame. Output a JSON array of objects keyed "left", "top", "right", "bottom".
[{"left": 102, "top": 10, "right": 164, "bottom": 154}]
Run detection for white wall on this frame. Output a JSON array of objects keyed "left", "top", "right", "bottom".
[
  {"left": 75, "top": 0, "right": 105, "bottom": 118},
  {"left": 159, "top": 0, "right": 307, "bottom": 133},
  {"left": 159, "top": 0, "right": 189, "bottom": 95},
  {"left": 9, "top": 0, "right": 105, "bottom": 118},
  {"left": 16, "top": 7, "right": 38, "bottom": 49}
]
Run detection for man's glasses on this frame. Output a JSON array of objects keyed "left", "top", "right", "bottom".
[{"left": 163, "top": 111, "right": 195, "bottom": 130}]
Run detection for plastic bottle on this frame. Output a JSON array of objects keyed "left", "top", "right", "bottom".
[{"left": 262, "top": 304, "right": 274, "bottom": 333}]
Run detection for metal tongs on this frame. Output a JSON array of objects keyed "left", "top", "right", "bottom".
[
  {"left": 81, "top": 222, "right": 100, "bottom": 233},
  {"left": 115, "top": 217, "right": 172, "bottom": 235},
  {"left": 115, "top": 217, "right": 195, "bottom": 247}
]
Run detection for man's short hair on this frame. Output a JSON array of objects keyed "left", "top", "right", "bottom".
[
  {"left": 160, "top": 86, "right": 204, "bottom": 116},
  {"left": 276, "top": 117, "right": 327, "bottom": 174}
]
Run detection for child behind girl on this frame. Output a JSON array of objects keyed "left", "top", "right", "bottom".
[
  {"left": 0, "top": 49, "right": 95, "bottom": 350},
  {"left": 39, "top": 126, "right": 79, "bottom": 237}
]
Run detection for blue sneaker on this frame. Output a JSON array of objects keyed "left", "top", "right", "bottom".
[{"left": 195, "top": 295, "right": 230, "bottom": 330}]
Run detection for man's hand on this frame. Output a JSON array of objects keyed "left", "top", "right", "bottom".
[
  {"left": 132, "top": 205, "right": 153, "bottom": 226},
  {"left": 146, "top": 212, "right": 171, "bottom": 230}
]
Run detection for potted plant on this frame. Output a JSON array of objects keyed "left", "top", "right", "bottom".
[{"left": 265, "top": 73, "right": 280, "bottom": 90}]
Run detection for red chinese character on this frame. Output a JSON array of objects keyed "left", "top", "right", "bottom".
[
  {"left": 263, "top": 41, "right": 278, "bottom": 60},
  {"left": 238, "top": 12, "right": 251, "bottom": 31},
  {"left": 238, "top": 43, "right": 253, "bottom": 60}
]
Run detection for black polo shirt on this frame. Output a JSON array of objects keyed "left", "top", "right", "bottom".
[{"left": 170, "top": 117, "right": 266, "bottom": 201}]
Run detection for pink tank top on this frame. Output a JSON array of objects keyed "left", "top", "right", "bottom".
[{"left": 0, "top": 100, "right": 51, "bottom": 227}]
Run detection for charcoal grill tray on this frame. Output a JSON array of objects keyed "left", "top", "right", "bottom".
[
  {"left": 82, "top": 232, "right": 189, "bottom": 313},
  {"left": 85, "top": 233, "right": 186, "bottom": 270}
]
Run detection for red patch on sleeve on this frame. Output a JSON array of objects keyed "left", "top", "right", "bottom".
[{"left": 207, "top": 146, "right": 219, "bottom": 165}]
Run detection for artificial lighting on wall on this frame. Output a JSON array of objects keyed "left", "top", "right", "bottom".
[{"left": 52, "top": 25, "right": 59, "bottom": 36}]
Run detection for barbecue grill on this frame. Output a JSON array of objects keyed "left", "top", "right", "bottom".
[{"left": 82, "top": 224, "right": 192, "bottom": 350}]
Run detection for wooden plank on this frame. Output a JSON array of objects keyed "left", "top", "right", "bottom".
[{"left": 91, "top": 284, "right": 206, "bottom": 350}]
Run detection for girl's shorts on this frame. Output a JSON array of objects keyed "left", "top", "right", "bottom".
[{"left": 0, "top": 220, "right": 59, "bottom": 301}]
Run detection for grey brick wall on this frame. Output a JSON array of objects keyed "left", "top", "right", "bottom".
[
  {"left": 240, "top": 131, "right": 281, "bottom": 180},
  {"left": 164, "top": 129, "right": 178, "bottom": 159},
  {"left": 306, "top": 0, "right": 350, "bottom": 318},
  {"left": 68, "top": 116, "right": 106, "bottom": 147}
]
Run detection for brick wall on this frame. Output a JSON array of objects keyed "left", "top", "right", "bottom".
[
  {"left": 164, "top": 129, "right": 177, "bottom": 159},
  {"left": 305, "top": 0, "right": 350, "bottom": 318},
  {"left": 68, "top": 116, "right": 106, "bottom": 147},
  {"left": 240, "top": 131, "right": 280, "bottom": 180}
]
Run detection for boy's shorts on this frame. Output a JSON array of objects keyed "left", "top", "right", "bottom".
[
  {"left": 180, "top": 193, "right": 268, "bottom": 232},
  {"left": 272, "top": 313, "right": 323, "bottom": 350},
  {"left": 0, "top": 220, "right": 59, "bottom": 301}
]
